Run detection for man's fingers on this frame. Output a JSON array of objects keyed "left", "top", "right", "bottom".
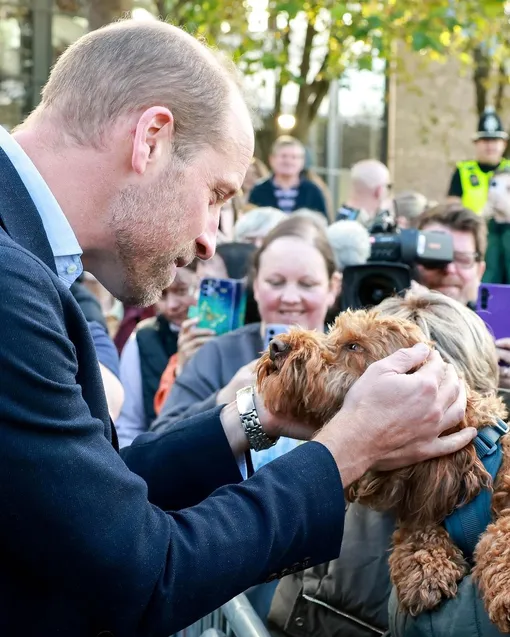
[
  {"left": 424, "top": 427, "right": 477, "bottom": 460},
  {"left": 497, "top": 348, "right": 510, "bottom": 365},
  {"left": 438, "top": 370, "right": 467, "bottom": 434},
  {"left": 495, "top": 338, "right": 510, "bottom": 350},
  {"left": 377, "top": 342, "right": 431, "bottom": 375}
]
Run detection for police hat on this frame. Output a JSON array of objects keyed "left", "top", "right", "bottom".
[{"left": 473, "top": 106, "right": 508, "bottom": 140}]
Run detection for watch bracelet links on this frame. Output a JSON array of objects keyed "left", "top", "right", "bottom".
[{"left": 236, "top": 385, "right": 278, "bottom": 452}]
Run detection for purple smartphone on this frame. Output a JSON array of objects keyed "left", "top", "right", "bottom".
[{"left": 475, "top": 283, "right": 510, "bottom": 340}]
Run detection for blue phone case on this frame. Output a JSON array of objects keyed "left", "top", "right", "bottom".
[
  {"left": 264, "top": 324, "right": 291, "bottom": 350},
  {"left": 197, "top": 278, "right": 237, "bottom": 335}
]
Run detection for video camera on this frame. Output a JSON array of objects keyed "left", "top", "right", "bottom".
[{"left": 341, "top": 210, "right": 454, "bottom": 310}]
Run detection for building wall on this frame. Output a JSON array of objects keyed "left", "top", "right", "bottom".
[{"left": 390, "top": 51, "right": 479, "bottom": 202}]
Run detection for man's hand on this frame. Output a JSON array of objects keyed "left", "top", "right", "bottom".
[
  {"left": 216, "top": 360, "right": 259, "bottom": 405},
  {"left": 314, "top": 343, "right": 473, "bottom": 487},
  {"left": 495, "top": 338, "right": 510, "bottom": 390}
]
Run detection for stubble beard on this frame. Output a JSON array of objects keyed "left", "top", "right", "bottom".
[{"left": 109, "top": 169, "right": 197, "bottom": 307}]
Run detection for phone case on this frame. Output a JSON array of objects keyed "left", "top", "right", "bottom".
[
  {"left": 232, "top": 280, "right": 247, "bottom": 331},
  {"left": 197, "top": 278, "right": 237, "bottom": 335},
  {"left": 475, "top": 283, "right": 510, "bottom": 340},
  {"left": 264, "top": 324, "right": 292, "bottom": 350}
]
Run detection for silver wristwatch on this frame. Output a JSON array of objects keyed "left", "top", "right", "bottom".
[{"left": 236, "top": 386, "right": 278, "bottom": 452}]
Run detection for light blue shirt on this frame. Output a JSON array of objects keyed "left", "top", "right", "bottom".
[{"left": 0, "top": 126, "right": 83, "bottom": 287}]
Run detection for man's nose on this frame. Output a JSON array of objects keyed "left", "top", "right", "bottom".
[
  {"left": 195, "top": 211, "right": 220, "bottom": 261},
  {"left": 195, "top": 231, "right": 216, "bottom": 261},
  {"left": 444, "top": 260, "right": 459, "bottom": 275}
]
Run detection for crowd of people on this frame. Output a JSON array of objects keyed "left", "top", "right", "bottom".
[{"left": 1, "top": 16, "right": 510, "bottom": 637}]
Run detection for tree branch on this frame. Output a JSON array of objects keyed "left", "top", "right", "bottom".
[
  {"left": 473, "top": 44, "right": 490, "bottom": 116},
  {"left": 308, "top": 79, "right": 329, "bottom": 122}
]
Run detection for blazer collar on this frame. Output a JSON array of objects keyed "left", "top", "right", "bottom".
[{"left": 0, "top": 146, "right": 57, "bottom": 276}]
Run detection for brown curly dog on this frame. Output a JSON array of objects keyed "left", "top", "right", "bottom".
[{"left": 256, "top": 308, "right": 510, "bottom": 631}]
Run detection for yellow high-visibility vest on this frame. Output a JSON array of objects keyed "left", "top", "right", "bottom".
[{"left": 458, "top": 159, "right": 510, "bottom": 214}]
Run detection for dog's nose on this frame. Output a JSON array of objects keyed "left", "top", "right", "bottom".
[{"left": 269, "top": 338, "right": 290, "bottom": 362}]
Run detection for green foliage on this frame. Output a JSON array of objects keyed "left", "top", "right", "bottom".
[{"left": 143, "top": 0, "right": 510, "bottom": 142}]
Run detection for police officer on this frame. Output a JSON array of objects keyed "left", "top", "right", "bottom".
[{"left": 447, "top": 106, "right": 510, "bottom": 214}]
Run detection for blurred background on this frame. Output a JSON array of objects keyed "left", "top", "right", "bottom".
[{"left": 0, "top": 0, "right": 509, "bottom": 207}]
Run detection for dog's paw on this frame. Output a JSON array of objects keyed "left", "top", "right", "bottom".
[
  {"left": 397, "top": 557, "right": 465, "bottom": 615},
  {"left": 485, "top": 592, "right": 510, "bottom": 633},
  {"left": 390, "top": 527, "right": 467, "bottom": 615}
]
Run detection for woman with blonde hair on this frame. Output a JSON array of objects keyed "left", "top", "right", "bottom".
[{"left": 269, "top": 290, "right": 506, "bottom": 637}]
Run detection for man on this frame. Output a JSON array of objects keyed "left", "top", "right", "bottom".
[
  {"left": 0, "top": 20, "right": 471, "bottom": 637},
  {"left": 416, "top": 203, "right": 486, "bottom": 307},
  {"left": 248, "top": 136, "right": 328, "bottom": 217},
  {"left": 447, "top": 106, "right": 510, "bottom": 214},
  {"left": 337, "top": 159, "right": 392, "bottom": 226}
]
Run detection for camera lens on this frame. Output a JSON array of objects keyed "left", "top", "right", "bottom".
[{"left": 358, "top": 273, "right": 402, "bottom": 308}]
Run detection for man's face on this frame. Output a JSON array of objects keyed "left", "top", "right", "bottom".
[
  {"left": 416, "top": 222, "right": 485, "bottom": 305},
  {"left": 475, "top": 138, "right": 507, "bottom": 164},
  {"left": 108, "top": 111, "right": 253, "bottom": 306},
  {"left": 269, "top": 144, "right": 305, "bottom": 179}
]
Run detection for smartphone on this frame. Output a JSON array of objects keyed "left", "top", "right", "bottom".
[
  {"left": 231, "top": 279, "right": 248, "bottom": 331},
  {"left": 475, "top": 283, "right": 510, "bottom": 340},
  {"left": 196, "top": 278, "right": 237, "bottom": 335},
  {"left": 264, "top": 324, "right": 291, "bottom": 350}
]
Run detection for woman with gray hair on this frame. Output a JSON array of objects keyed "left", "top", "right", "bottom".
[
  {"left": 394, "top": 190, "right": 429, "bottom": 228},
  {"left": 326, "top": 220, "right": 371, "bottom": 271},
  {"left": 233, "top": 206, "right": 286, "bottom": 247}
]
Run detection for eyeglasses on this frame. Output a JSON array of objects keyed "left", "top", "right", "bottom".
[
  {"left": 422, "top": 251, "right": 479, "bottom": 271},
  {"left": 452, "top": 251, "right": 480, "bottom": 269}
]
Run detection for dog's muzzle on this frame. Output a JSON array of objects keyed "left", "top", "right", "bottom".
[{"left": 269, "top": 338, "right": 290, "bottom": 362}]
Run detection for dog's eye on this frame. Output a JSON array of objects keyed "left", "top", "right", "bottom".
[{"left": 347, "top": 343, "right": 362, "bottom": 352}]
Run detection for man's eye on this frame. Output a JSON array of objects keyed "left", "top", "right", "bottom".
[{"left": 210, "top": 190, "right": 226, "bottom": 206}]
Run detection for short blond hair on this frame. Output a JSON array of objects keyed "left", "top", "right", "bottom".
[
  {"left": 34, "top": 20, "right": 241, "bottom": 160},
  {"left": 271, "top": 135, "right": 304, "bottom": 155}
]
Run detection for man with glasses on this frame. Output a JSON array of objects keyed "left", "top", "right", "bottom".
[
  {"left": 116, "top": 263, "right": 200, "bottom": 447},
  {"left": 415, "top": 203, "right": 486, "bottom": 307}
]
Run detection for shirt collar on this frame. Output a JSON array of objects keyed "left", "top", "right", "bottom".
[{"left": 0, "top": 126, "right": 83, "bottom": 287}]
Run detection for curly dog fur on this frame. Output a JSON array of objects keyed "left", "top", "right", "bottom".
[{"left": 256, "top": 308, "right": 510, "bottom": 630}]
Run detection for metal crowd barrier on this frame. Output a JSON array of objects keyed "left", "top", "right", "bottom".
[{"left": 171, "top": 593, "right": 272, "bottom": 637}]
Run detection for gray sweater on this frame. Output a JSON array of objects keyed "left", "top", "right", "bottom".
[{"left": 151, "top": 323, "right": 264, "bottom": 434}]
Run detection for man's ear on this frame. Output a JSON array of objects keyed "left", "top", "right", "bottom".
[{"left": 131, "top": 106, "right": 174, "bottom": 175}]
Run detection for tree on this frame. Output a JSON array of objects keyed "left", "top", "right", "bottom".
[
  {"left": 87, "top": 0, "right": 134, "bottom": 31},
  {"left": 153, "top": 0, "right": 510, "bottom": 158}
]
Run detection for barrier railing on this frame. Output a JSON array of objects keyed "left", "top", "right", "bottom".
[{"left": 171, "top": 593, "right": 272, "bottom": 637}]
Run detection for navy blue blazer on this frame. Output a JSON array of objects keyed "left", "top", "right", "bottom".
[{"left": 0, "top": 147, "right": 345, "bottom": 636}]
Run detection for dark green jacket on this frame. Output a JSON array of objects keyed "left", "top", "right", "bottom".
[{"left": 484, "top": 219, "right": 510, "bottom": 284}]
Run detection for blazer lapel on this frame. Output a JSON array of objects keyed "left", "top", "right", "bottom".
[{"left": 0, "top": 146, "right": 57, "bottom": 276}]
